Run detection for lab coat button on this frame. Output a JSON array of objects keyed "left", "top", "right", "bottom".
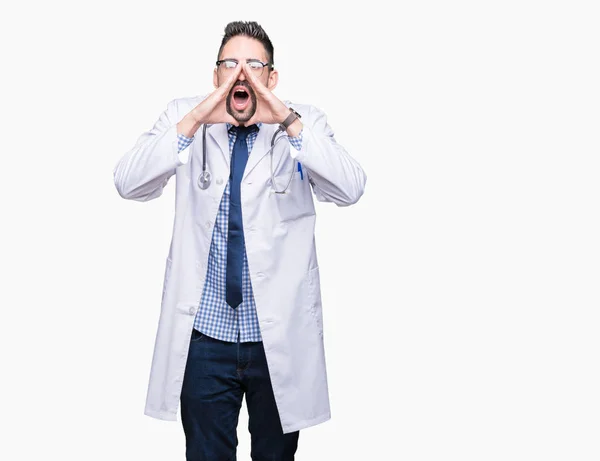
[
  {"left": 205, "top": 221, "right": 211, "bottom": 228},
  {"left": 189, "top": 306, "right": 196, "bottom": 315},
  {"left": 216, "top": 178, "right": 223, "bottom": 185}
]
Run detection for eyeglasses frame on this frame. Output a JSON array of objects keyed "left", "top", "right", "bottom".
[{"left": 215, "top": 58, "right": 274, "bottom": 74}]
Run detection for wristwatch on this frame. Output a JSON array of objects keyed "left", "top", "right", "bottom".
[{"left": 279, "top": 107, "right": 301, "bottom": 132}]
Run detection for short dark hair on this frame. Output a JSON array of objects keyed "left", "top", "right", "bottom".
[{"left": 217, "top": 21, "right": 274, "bottom": 68}]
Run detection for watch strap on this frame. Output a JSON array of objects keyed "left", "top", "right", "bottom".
[{"left": 279, "top": 107, "right": 301, "bottom": 132}]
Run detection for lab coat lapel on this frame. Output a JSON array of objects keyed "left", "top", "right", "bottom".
[
  {"left": 243, "top": 123, "right": 275, "bottom": 181},
  {"left": 206, "top": 123, "right": 231, "bottom": 168}
]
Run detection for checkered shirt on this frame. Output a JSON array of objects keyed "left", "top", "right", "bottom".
[{"left": 177, "top": 122, "right": 304, "bottom": 342}]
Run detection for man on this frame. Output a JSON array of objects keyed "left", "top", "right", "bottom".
[{"left": 113, "top": 20, "right": 366, "bottom": 461}]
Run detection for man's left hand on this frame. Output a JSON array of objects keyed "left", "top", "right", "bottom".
[{"left": 243, "top": 62, "right": 296, "bottom": 128}]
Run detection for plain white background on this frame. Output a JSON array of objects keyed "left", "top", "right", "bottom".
[{"left": 1, "top": 0, "right": 599, "bottom": 459}]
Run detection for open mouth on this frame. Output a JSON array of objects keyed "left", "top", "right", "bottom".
[{"left": 232, "top": 86, "right": 250, "bottom": 110}]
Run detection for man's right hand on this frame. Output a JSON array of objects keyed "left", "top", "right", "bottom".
[{"left": 176, "top": 61, "right": 244, "bottom": 138}]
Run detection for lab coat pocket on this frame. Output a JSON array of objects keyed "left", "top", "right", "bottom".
[
  {"left": 306, "top": 266, "right": 324, "bottom": 338},
  {"left": 271, "top": 170, "right": 315, "bottom": 223}
]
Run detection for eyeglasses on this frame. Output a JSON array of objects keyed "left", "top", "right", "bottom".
[{"left": 215, "top": 58, "right": 273, "bottom": 77}]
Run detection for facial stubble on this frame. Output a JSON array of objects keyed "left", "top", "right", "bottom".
[{"left": 226, "top": 81, "right": 257, "bottom": 125}]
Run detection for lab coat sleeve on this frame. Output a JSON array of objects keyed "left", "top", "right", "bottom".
[
  {"left": 289, "top": 106, "right": 366, "bottom": 206},
  {"left": 113, "top": 99, "right": 187, "bottom": 202}
]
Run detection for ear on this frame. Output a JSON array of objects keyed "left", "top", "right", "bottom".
[
  {"left": 213, "top": 69, "right": 218, "bottom": 89},
  {"left": 267, "top": 69, "right": 279, "bottom": 91}
]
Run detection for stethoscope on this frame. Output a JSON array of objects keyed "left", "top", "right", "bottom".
[{"left": 197, "top": 123, "right": 296, "bottom": 194}]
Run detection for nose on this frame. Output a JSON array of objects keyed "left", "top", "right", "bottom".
[
  {"left": 237, "top": 60, "right": 247, "bottom": 81},
  {"left": 238, "top": 70, "right": 246, "bottom": 81}
]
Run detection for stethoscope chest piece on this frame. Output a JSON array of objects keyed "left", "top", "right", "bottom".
[{"left": 197, "top": 170, "right": 211, "bottom": 190}]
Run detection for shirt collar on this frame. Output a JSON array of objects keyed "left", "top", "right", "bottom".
[{"left": 226, "top": 121, "right": 263, "bottom": 134}]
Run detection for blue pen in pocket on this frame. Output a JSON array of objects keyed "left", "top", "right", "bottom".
[{"left": 297, "top": 161, "right": 303, "bottom": 180}]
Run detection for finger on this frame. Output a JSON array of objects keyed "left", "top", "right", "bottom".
[
  {"left": 243, "top": 62, "right": 263, "bottom": 90},
  {"left": 216, "top": 60, "right": 244, "bottom": 97},
  {"left": 244, "top": 62, "right": 269, "bottom": 96},
  {"left": 219, "top": 69, "right": 241, "bottom": 97},
  {"left": 229, "top": 59, "right": 245, "bottom": 85}
]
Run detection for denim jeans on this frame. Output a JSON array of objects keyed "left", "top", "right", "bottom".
[{"left": 180, "top": 328, "right": 300, "bottom": 461}]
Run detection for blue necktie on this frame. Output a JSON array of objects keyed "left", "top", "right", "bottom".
[{"left": 226, "top": 124, "right": 258, "bottom": 309}]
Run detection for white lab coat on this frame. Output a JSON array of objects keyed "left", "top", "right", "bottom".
[{"left": 113, "top": 95, "right": 366, "bottom": 433}]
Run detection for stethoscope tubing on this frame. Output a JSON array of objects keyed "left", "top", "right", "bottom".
[{"left": 198, "top": 124, "right": 296, "bottom": 194}]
